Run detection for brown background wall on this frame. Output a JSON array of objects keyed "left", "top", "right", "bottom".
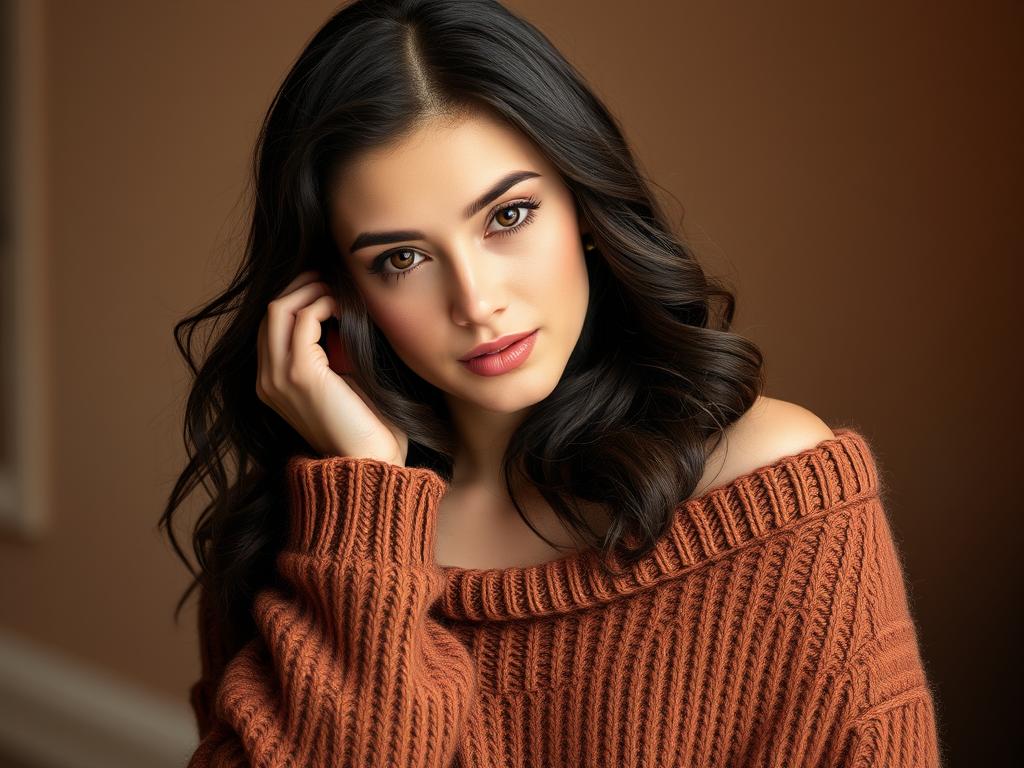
[{"left": 0, "top": 1, "right": 1019, "bottom": 764}]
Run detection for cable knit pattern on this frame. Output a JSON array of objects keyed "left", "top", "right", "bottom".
[{"left": 186, "top": 427, "right": 942, "bottom": 767}]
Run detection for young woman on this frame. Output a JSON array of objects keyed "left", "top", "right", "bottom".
[{"left": 160, "top": 1, "right": 942, "bottom": 765}]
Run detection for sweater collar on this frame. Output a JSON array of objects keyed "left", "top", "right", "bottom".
[{"left": 437, "top": 427, "right": 878, "bottom": 622}]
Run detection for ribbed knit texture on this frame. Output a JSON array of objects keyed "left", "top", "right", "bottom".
[{"left": 186, "top": 427, "right": 941, "bottom": 767}]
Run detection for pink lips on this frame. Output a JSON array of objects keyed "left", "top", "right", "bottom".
[
  {"left": 459, "top": 329, "right": 538, "bottom": 376},
  {"left": 459, "top": 329, "right": 537, "bottom": 361}
]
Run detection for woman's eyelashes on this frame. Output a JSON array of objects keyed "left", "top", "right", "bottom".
[
  {"left": 487, "top": 195, "right": 541, "bottom": 238},
  {"left": 367, "top": 196, "right": 542, "bottom": 282}
]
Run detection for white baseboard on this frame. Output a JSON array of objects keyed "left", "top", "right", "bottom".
[{"left": 0, "top": 627, "right": 198, "bottom": 768}]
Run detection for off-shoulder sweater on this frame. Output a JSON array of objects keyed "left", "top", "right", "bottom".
[{"left": 185, "top": 427, "right": 942, "bottom": 767}]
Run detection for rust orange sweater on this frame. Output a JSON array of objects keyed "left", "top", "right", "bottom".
[{"left": 186, "top": 427, "right": 942, "bottom": 766}]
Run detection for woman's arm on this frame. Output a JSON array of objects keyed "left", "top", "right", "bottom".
[
  {"left": 838, "top": 687, "right": 940, "bottom": 767},
  {"left": 186, "top": 455, "right": 476, "bottom": 767}
]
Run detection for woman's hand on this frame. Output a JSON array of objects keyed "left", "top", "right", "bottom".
[{"left": 256, "top": 270, "right": 408, "bottom": 465}]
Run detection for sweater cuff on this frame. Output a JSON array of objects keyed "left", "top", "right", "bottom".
[{"left": 284, "top": 454, "right": 449, "bottom": 566}]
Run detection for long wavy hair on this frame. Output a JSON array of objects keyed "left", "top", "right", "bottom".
[{"left": 159, "top": 0, "right": 765, "bottom": 659}]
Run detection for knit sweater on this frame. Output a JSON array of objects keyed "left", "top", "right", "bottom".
[{"left": 185, "top": 427, "right": 941, "bottom": 767}]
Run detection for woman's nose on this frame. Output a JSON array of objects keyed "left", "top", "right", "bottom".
[{"left": 445, "top": 246, "right": 506, "bottom": 326}]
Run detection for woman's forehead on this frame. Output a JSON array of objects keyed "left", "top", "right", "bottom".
[{"left": 330, "top": 113, "right": 554, "bottom": 231}]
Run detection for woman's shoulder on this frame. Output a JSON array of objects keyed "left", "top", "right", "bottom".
[{"left": 689, "top": 395, "right": 837, "bottom": 500}]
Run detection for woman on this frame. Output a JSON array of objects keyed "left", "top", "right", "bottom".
[{"left": 160, "top": 1, "right": 942, "bottom": 765}]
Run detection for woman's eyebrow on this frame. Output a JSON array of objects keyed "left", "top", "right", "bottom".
[{"left": 348, "top": 169, "right": 542, "bottom": 253}]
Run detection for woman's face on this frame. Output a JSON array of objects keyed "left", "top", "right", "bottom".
[{"left": 327, "top": 110, "right": 591, "bottom": 414}]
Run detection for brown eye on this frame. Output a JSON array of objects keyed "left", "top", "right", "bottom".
[
  {"left": 494, "top": 205, "right": 522, "bottom": 227},
  {"left": 486, "top": 196, "right": 542, "bottom": 237},
  {"left": 388, "top": 250, "right": 417, "bottom": 269},
  {"left": 369, "top": 248, "right": 425, "bottom": 282}
]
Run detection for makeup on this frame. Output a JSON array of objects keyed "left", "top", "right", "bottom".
[{"left": 459, "top": 329, "right": 538, "bottom": 376}]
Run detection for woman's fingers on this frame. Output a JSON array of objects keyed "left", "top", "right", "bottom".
[
  {"left": 254, "top": 269, "right": 404, "bottom": 461},
  {"left": 292, "top": 293, "right": 340, "bottom": 377},
  {"left": 266, "top": 281, "right": 331, "bottom": 381},
  {"left": 259, "top": 273, "right": 332, "bottom": 400}
]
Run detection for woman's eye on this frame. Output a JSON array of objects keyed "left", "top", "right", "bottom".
[
  {"left": 486, "top": 196, "right": 542, "bottom": 237},
  {"left": 368, "top": 249, "right": 425, "bottom": 282},
  {"left": 368, "top": 196, "right": 542, "bottom": 283},
  {"left": 492, "top": 204, "right": 527, "bottom": 229}
]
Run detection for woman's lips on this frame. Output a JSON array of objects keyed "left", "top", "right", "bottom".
[
  {"left": 459, "top": 329, "right": 538, "bottom": 376},
  {"left": 460, "top": 329, "right": 537, "bottom": 360}
]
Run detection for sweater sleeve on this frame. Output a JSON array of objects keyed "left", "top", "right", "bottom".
[
  {"left": 839, "top": 689, "right": 941, "bottom": 767},
  {"left": 826, "top": 497, "right": 943, "bottom": 767},
  {"left": 185, "top": 455, "right": 477, "bottom": 768}
]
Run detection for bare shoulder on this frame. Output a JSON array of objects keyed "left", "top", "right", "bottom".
[{"left": 689, "top": 396, "right": 837, "bottom": 500}]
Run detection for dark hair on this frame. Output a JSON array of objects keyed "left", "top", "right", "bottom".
[{"left": 158, "top": 0, "right": 764, "bottom": 659}]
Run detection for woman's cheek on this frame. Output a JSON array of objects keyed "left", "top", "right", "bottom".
[
  {"left": 364, "top": 291, "right": 437, "bottom": 367},
  {"left": 539, "top": 229, "right": 588, "bottom": 302}
]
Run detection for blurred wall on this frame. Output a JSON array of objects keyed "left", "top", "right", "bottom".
[{"left": 0, "top": 1, "right": 1019, "bottom": 765}]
